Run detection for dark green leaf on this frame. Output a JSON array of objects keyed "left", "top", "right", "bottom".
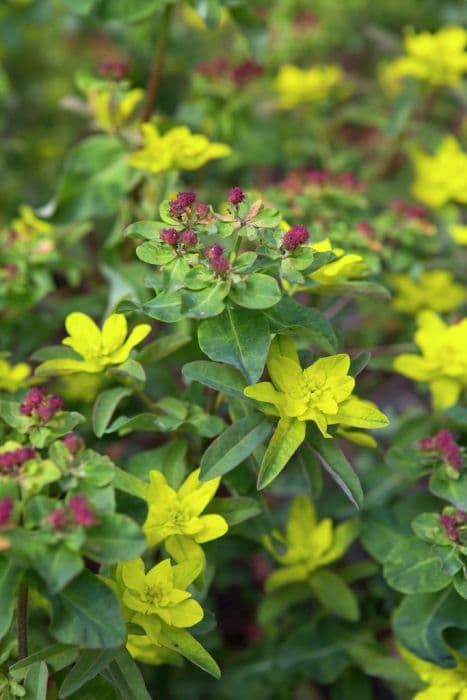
[
  {"left": 83, "top": 514, "right": 146, "bottom": 564},
  {"left": 230, "top": 274, "right": 281, "bottom": 310},
  {"left": 309, "top": 570, "right": 359, "bottom": 621},
  {"left": 206, "top": 497, "right": 261, "bottom": 525},
  {"left": 200, "top": 413, "right": 272, "bottom": 480},
  {"left": 182, "top": 361, "right": 248, "bottom": 399},
  {"left": 92, "top": 388, "right": 132, "bottom": 438},
  {"left": 263, "top": 296, "right": 337, "bottom": 353},
  {"left": 59, "top": 650, "right": 117, "bottom": 698},
  {"left": 308, "top": 427, "right": 363, "bottom": 508}
]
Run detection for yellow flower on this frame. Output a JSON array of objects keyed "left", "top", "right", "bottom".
[
  {"left": 274, "top": 64, "right": 343, "bottom": 109},
  {"left": 399, "top": 646, "right": 467, "bottom": 700},
  {"left": 129, "top": 123, "right": 231, "bottom": 174},
  {"left": 126, "top": 634, "right": 181, "bottom": 666},
  {"left": 380, "top": 26, "right": 467, "bottom": 94},
  {"left": 394, "top": 310, "right": 467, "bottom": 410},
  {"left": 143, "top": 469, "right": 228, "bottom": 548},
  {"left": 450, "top": 225, "right": 467, "bottom": 245},
  {"left": 118, "top": 557, "right": 203, "bottom": 628},
  {"left": 36, "top": 312, "right": 151, "bottom": 376},
  {"left": 11, "top": 205, "right": 53, "bottom": 237},
  {"left": 88, "top": 87, "right": 144, "bottom": 133},
  {"left": 0, "top": 359, "right": 35, "bottom": 393},
  {"left": 389, "top": 270, "right": 466, "bottom": 314},
  {"left": 411, "top": 136, "right": 467, "bottom": 208},
  {"left": 244, "top": 336, "right": 388, "bottom": 439},
  {"left": 263, "top": 495, "right": 358, "bottom": 592},
  {"left": 308, "top": 238, "right": 367, "bottom": 285}
]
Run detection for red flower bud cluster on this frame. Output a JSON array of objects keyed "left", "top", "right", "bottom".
[
  {"left": 63, "top": 433, "right": 85, "bottom": 455},
  {"left": 168, "top": 191, "right": 197, "bottom": 218},
  {"left": 20, "top": 388, "right": 64, "bottom": 423},
  {"left": 46, "top": 494, "right": 96, "bottom": 531},
  {"left": 0, "top": 446, "right": 36, "bottom": 476},
  {"left": 389, "top": 200, "right": 427, "bottom": 220},
  {"left": 196, "top": 58, "right": 263, "bottom": 86},
  {"left": 160, "top": 228, "right": 199, "bottom": 249},
  {"left": 440, "top": 510, "right": 467, "bottom": 542},
  {"left": 228, "top": 187, "right": 245, "bottom": 206},
  {"left": 420, "top": 430, "right": 463, "bottom": 470},
  {"left": 97, "top": 60, "right": 128, "bottom": 80},
  {"left": 279, "top": 167, "right": 366, "bottom": 195},
  {"left": 281, "top": 225, "right": 309, "bottom": 251},
  {"left": 205, "top": 245, "right": 231, "bottom": 275},
  {"left": 0, "top": 498, "right": 14, "bottom": 526}
]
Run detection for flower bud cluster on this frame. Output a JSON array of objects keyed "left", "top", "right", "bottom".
[
  {"left": 420, "top": 430, "right": 463, "bottom": 470},
  {"left": 0, "top": 446, "right": 36, "bottom": 476},
  {"left": 46, "top": 493, "right": 96, "bottom": 530},
  {"left": 439, "top": 510, "right": 467, "bottom": 542},
  {"left": 205, "top": 244, "right": 231, "bottom": 275},
  {"left": 281, "top": 225, "right": 309, "bottom": 250},
  {"left": 20, "top": 387, "right": 64, "bottom": 423}
]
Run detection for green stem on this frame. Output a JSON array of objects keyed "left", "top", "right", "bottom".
[
  {"left": 142, "top": 3, "right": 174, "bottom": 122},
  {"left": 17, "top": 583, "right": 28, "bottom": 660}
]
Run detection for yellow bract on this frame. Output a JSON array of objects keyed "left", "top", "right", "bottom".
[
  {"left": 263, "top": 495, "right": 358, "bottom": 592},
  {"left": 0, "top": 359, "right": 34, "bottom": 393},
  {"left": 450, "top": 224, "right": 467, "bottom": 246},
  {"left": 394, "top": 310, "right": 467, "bottom": 410},
  {"left": 118, "top": 557, "right": 203, "bottom": 628},
  {"left": 308, "top": 238, "right": 367, "bottom": 285},
  {"left": 389, "top": 270, "right": 466, "bottom": 314},
  {"left": 411, "top": 136, "right": 467, "bottom": 208},
  {"left": 36, "top": 312, "right": 151, "bottom": 375},
  {"left": 129, "top": 123, "right": 231, "bottom": 174},
  {"left": 12, "top": 205, "right": 53, "bottom": 238},
  {"left": 400, "top": 646, "right": 467, "bottom": 700},
  {"left": 381, "top": 26, "right": 467, "bottom": 93},
  {"left": 143, "top": 469, "right": 228, "bottom": 547},
  {"left": 244, "top": 336, "right": 388, "bottom": 439},
  {"left": 88, "top": 87, "right": 144, "bottom": 133},
  {"left": 275, "top": 64, "right": 343, "bottom": 109}
]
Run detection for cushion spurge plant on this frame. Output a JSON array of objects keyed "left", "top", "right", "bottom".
[{"left": 244, "top": 336, "right": 388, "bottom": 487}]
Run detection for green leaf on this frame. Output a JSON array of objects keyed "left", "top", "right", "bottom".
[
  {"left": 257, "top": 418, "right": 305, "bottom": 489},
  {"left": 309, "top": 570, "right": 359, "bottom": 621},
  {"left": 92, "top": 388, "right": 132, "bottom": 438},
  {"left": 10, "top": 645, "right": 78, "bottom": 680},
  {"left": 308, "top": 427, "right": 363, "bottom": 508},
  {"left": 393, "top": 588, "right": 467, "bottom": 667},
  {"left": 113, "top": 467, "right": 147, "bottom": 499},
  {"left": 312, "top": 281, "right": 391, "bottom": 299},
  {"left": 258, "top": 583, "right": 312, "bottom": 626},
  {"left": 83, "top": 514, "right": 146, "bottom": 564},
  {"left": 138, "top": 334, "right": 191, "bottom": 364},
  {"left": 430, "top": 471, "right": 467, "bottom": 510},
  {"left": 23, "top": 661, "right": 48, "bottom": 700},
  {"left": 182, "top": 361, "right": 248, "bottom": 399},
  {"left": 200, "top": 413, "right": 272, "bottom": 480},
  {"left": 158, "top": 624, "right": 221, "bottom": 679},
  {"left": 181, "top": 283, "right": 228, "bottom": 319},
  {"left": 49, "top": 570, "right": 126, "bottom": 649},
  {"left": 59, "top": 650, "right": 117, "bottom": 698},
  {"left": 383, "top": 538, "right": 457, "bottom": 593},
  {"left": 101, "top": 649, "right": 151, "bottom": 700},
  {"left": 136, "top": 241, "right": 175, "bottom": 265},
  {"left": 124, "top": 220, "right": 164, "bottom": 241},
  {"left": 98, "top": 0, "right": 161, "bottom": 22},
  {"left": 230, "top": 274, "right": 281, "bottom": 310},
  {"left": 0, "top": 560, "right": 23, "bottom": 640},
  {"left": 198, "top": 306, "right": 270, "bottom": 383},
  {"left": 143, "top": 291, "right": 183, "bottom": 323},
  {"left": 348, "top": 642, "right": 422, "bottom": 688},
  {"left": 263, "top": 296, "right": 337, "bottom": 353},
  {"left": 206, "top": 497, "right": 261, "bottom": 525},
  {"left": 35, "top": 545, "right": 84, "bottom": 594}
]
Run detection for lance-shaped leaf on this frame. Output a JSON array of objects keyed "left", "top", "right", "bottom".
[{"left": 257, "top": 418, "right": 306, "bottom": 489}]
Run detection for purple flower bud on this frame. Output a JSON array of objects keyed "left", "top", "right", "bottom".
[
  {"left": 0, "top": 498, "right": 13, "bottom": 526},
  {"left": 63, "top": 433, "right": 85, "bottom": 455},
  {"left": 196, "top": 202, "right": 209, "bottom": 219},
  {"left": 20, "top": 387, "right": 44, "bottom": 416},
  {"left": 160, "top": 228, "right": 180, "bottom": 246},
  {"left": 168, "top": 192, "right": 197, "bottom": 218},
  {"left": 181, "top": 230, "right": 198, "bottom": 248},
  {"left": 205, "top": 244, "right": 224, "bottom": 261},
  {"left": 281, "top": 225, "right": 309, "bottom": 251},
  {"left": 440, "top": 513, "right": 459, "bottom": 542},
  {"left": 47, "top": 507, "right": 67, "bottom": 530},
  {"left": 69, "top": 495, "right": 96, "bottom": 527},
  {"left": 210, "top": 255, "right": 231, "bottom": 276},
  {"left": 228, "top": 187, "right": 245, "bottom": 206}
]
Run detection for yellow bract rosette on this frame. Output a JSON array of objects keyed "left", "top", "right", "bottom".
[
  {"left": 263, "top": 495, "right": 358, "bottom": 592},
  {"left": 411, "top": 136, "right": 467, "bottom": 208},
  {"left": 143, "top": 468, "right": 228, "bottom": 548},
  {"left": 36, "top": 312, "right": 151, "bottom": 376},
  {"left": 129, "top": 123, "right": 231, "bottom": 174},
  {"left": 389, "top": 270, "right": 466, "bottom": 314},
  {"left": 275, "top": 64, "right": 343, "bottom": 109}
]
